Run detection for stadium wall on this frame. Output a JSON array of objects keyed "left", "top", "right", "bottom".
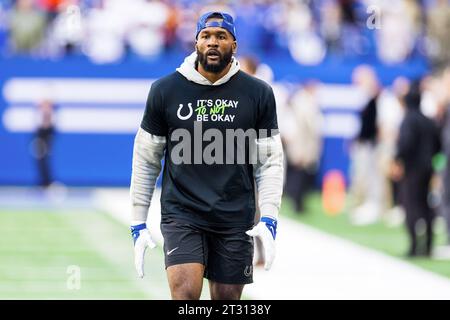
[{"left": 0, "top": 54, "right": 428, "bottom": 186}]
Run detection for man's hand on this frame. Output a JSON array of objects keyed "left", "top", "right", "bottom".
[
  {"left": 246, "top": 216, "right": 277, "bottom": 271},
  {"left": 131, "top": 223, "right": 156, "bottom": 278},
  {"left": 389, "top": 160, "right": 404, "bottom": 182}
]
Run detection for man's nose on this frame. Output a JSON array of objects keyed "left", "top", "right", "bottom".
[{"left": 207, "top": 36, "right": 219, "bottom": 47}]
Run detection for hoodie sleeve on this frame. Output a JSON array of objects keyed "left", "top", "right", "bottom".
[
  {"left": 131, "top": 83, "right": 168, "bottom": 223},
  {"left": 253, "top": 134, "right": 284, "bottom": 220},
  {"left": 253, "top": 85, "right": 284, "bottom": 220},
  {"left": 130, "top": 128, "right": 166, "bottom": 223}
]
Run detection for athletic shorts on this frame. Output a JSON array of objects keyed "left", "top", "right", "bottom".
[{"left": 160, "top": 218, "right": 254, "bottom": 284}]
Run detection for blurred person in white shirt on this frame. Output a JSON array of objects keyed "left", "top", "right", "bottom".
[
  {"left": 284, "top": 81, "right": 323, "bottom": 213},
  {"left": 349, "top": 65, "right": 384, "bottom": 225},
  {"left": 377, "top": 77, "right": 408, "bottom": 226}
]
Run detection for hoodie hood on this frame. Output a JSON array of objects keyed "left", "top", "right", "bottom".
[{"left": 176, "top": 51, "right": 240, "bottom": 86}]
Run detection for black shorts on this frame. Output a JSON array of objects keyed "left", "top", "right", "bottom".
[{"left": 160, "top": 218, "right": 254, "bottom": 285}]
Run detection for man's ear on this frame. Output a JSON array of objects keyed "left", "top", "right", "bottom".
[{"left": 232, "top": 41, "right": 237, "bottom": 54}]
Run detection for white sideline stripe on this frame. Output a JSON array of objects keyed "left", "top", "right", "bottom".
[
  {"left": 3, "top": 106, "right": 142, "bottom": 133},
  {"left": 2, "top": 78, "right": 367, "bottom": 136},
  {"left": 3, "top": 105, "right": 359, "bottom": 137},
  {"left": 3, "top": 78, "right": 366, "bottom": 110},
  {"left": 322, "top": 113, "right": 360, "bottom": 138},
  {"left": 3, "top": 78, "right": 153, "bottom": 104},
  {"left": 317, "top": 84, "right": 367, "bottom": 110},
  {"left": 96, "top": 188, "right": 450, "bottom": 299},
  {"left": 245, "top": 216, "right": 450, "bottom": 300}
]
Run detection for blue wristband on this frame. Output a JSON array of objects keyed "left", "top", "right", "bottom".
[
  {"left": 130, "top": 223, "right": 147, "bottom": 244},
  {"left": 261, "top": 217, "right": 277, "bottom": 240}
]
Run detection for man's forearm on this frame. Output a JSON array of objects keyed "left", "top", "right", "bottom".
[
  {"left": 130, "top": 128, "right": 166, "bottom": 223},
  {"left": 253, "top": 134, "right": 284, "bottom": 219}
]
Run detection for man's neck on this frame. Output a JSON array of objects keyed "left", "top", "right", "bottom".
[{"left": 197, "top": 62, "right": 232, "bottom": 84}]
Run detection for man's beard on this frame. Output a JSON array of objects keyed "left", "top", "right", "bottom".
[{"left": 196, "top": 48, "right": 233, "bottom": 73}]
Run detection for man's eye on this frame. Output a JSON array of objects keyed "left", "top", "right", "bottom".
[
  {"left": 219, "top": 35, "right": 226, "bottom": 40},
  {"left": 201, "top": 34, "right": 209, "bottom": 39}
]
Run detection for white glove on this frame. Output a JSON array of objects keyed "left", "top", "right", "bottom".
[
  {"left": 246, "top": 216, "right": 277, "bottom": 271},
  {"left": 131, "top": 223, "right": 156, "bottom": 278}
]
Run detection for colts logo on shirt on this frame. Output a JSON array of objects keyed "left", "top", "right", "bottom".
[{"left": 177, "top": 103, "right": 193, "bottom": 120}]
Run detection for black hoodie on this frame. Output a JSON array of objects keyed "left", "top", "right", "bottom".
[{"left": 396, "top": 84, "right": 441, "bottom": 173}]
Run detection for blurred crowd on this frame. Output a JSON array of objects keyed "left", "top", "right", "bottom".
[
  {"left": 348, "top": 64, "right": 450, "bottom": 257},
  {"left": 240, "top": 54, "right": 450, "bottom": 257},
  {"left": 0, "top": 0, "right": 449, "bottom": 66},
  {"left": 294, "top": 66, "right": 450, "bottom": 257}
]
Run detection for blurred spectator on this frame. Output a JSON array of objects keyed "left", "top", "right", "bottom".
[
  {"left": 125, "top": 0, "right": 169, "bottom": 57},
  {"left": 349, "top": 65, "right": 384, "bottom": 225},
  {"left": 48, "top": 1, "right": 84, "bottom": 56},
  {"left": 82, "top": 2, "right": 124, "bottom": 63},
  {"left": 284, "top": 81, "right": 323, "bottom": 212},
  {"left": 375, "top": 0, "right": 421, "bottom": 64},
  {"left": 319, "top": 0, "right": 342, "bottom": 54},
  {"left": 0, "top": 0, "right": 444, "bottom": 64},
  {"left": 393, "top": 81, "right": 441, "bottom": 257},
  {"left": 376, "top": 77, "right": 408, "bottom": 226},
  {"left": 9, "top": 0, "right": 47, "bottom": 53},
  {"left": 33, "top": 100, "right": 56, "bottom": 187},
  {"left": 36, "top": 0, "right": 65, "bottom": 20},
  {"left": 440, "top": 67, "right": 450, "bottom": 247},
  {"left": 426, "top": 0, "right": 450, "bottom": 68},
  {"left": 239, "top": 55, "right": 258, "bottom": 76},
  {"left": 174, "top": 6, "right": 197, "bottom": 53},
  {"left": 0, "top": 4, "right": 8, "bottom": 53},
  {"left": 163, "top": 2, "right": 181, "bottom": 51},
  {"left": 83, "top": 0, "right": 170, "bottom": 63},
  {"left": 285, "top": 0, "right": 326, "bottom": 65}
]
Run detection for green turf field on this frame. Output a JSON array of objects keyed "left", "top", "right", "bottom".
[
  {"left": 281, "top": 194, "right": 450, "bottom": 279},
  {"left": 0, "top": 209, "right": 171, "bottom": 299},
  {"left": 2, "top": 194, "right": 449, "bottom": 299}
]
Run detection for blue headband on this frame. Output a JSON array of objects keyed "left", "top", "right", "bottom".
[{"left": 196, "top": 12, "right": 236, "bottom": 40}]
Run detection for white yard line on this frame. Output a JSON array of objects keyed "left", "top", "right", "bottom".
[{"left": 94, "top": 188, "right": 450, "bottom": 300}]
